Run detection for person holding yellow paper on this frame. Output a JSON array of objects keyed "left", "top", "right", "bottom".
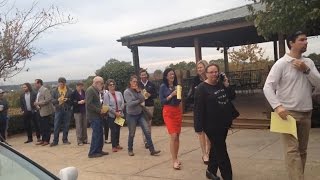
[
  {"left": 103, "top": 79, "right": 125, "bottom": 153},
  {"left": 263, "top": 31, "right": 320, "bottom": 180}
]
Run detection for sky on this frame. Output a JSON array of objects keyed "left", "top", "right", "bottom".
[{"left": 1, "top": 0, "right": 319, "bottom": 85}]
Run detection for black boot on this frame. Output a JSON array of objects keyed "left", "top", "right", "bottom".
[{"left": 206, "top": 169, "right": 220, "bottom": 180}]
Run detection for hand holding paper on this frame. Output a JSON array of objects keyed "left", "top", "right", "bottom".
[
  {"left": 114, "top": 117, "right": 125, "bottom": 126},
  {"left": 270, "top": 112, "right": 298, "bottom": 139}
]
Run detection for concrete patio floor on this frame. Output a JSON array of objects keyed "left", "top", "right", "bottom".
[{"left": 6, "top": 127, "right": 320, "bottom": 180}]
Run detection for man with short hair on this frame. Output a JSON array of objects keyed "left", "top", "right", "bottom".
[
  {"left": 20, "top": 83, "right": 41, "bottom": 143},
  {"left": 34, "top": 79, "right": 54, "bottom": 146},
  {"left": 138, "top": 69, "right": 157, "bottom": 148},
  {"left": 50, "top": 77, "right": 73, "bottom": 146},
  {"left": 263, "top": 31, "right": 320, "bottom": 180},
  {"left": 86, "top": 76, "right": 109, "bottom": 158}
]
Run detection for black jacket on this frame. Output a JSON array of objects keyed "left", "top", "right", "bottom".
[
  {"left": 20, "top": 91, "right": 37, "bottom": 112},
  {"left": 138, "top": 80, "right": 157, "bottom": 106}
]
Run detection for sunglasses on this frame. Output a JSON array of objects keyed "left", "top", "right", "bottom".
[{"left": 108, "top": 84, "right": 115, "bottom": 86}]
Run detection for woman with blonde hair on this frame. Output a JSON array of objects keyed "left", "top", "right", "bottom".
[{"left": 191, "top": 60, "right": 211, "bottom": 164}]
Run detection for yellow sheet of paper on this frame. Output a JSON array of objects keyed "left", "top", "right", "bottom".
[
  {"left": 114, "top": 117, "right": 125, "bottom": 127},
  {"left": 270, "top": 112, "right": 298, "bottom": 139}
]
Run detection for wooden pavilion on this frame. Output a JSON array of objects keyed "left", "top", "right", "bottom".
[{"left": 117, "top": 3, "right": 285, "bottom": 75}]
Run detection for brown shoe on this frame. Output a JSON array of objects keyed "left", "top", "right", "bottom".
[
  {"left": 36, "top": 141, "right": 44, "bottom": 145},
  {"left": 42, "top": 142, "right": 49, "bottom": 146}
]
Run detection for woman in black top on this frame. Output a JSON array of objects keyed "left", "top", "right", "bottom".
[
  {"left": 192, "top": 60, "right": 211, "bottom": 165},
  {"left": 194, "top": 64, "right": 238, "bottom": 180}
]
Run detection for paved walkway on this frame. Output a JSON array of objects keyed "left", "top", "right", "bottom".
[{"left": 7, "top": 127, "right": 320, "bottom": 180}]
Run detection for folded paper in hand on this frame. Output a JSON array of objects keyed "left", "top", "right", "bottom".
[
  {"left": 270, "top": 112, "right": 298, "bottom": 139},
  {"left": 114, "top": 117, "right": 125, "bottom": 126}
]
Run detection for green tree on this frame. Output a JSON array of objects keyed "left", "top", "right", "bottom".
[
  {"left": 209, "top": 59, "right": 225, "bottom": 71},
  {"left": 167, "top": 61, "right": 196, "bottom": 71},
  {"left": 95, "top": 58, "right": 135, "bottom": 92},
  {"left": 247, "top": 0, "right": 320, "bottom": 39},
  {"left": 153, "top": 69, "right": 163, "bottom": 80},
  {"left": 0, "top": 1, "right": 75, "bottom": 80},
  {"left": 307, "top": 53, "right": 320, "bottom": 64},
  {"left": 229, "top": 44, "right": 269, "bottom": 71}
]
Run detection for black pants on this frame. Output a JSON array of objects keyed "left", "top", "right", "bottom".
[
  {"left": 108, "top": 117, "right": 121, "bottom": 148},
  {"left": 103, "top": 117, "right": 109, "bottom": 140},
  {"left": 0, "top": 119, "right": 6, "bottom": 141},
  {"left": 39, "top": 115, "right": 51, "bottom": 142},
  {"left": 206, "top": 129, "right": 232, "bottom": 180},
  {"left": 24, "top": 111, "right": 40, "bottom": 140}
]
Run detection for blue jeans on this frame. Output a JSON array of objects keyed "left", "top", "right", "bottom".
[
  {"left": 89, "top": 118, "right": 104, "bottom": 155},
  {"left": 126, "top": 113, "right": 155, "bottom": 152},
  {"left": 53, "top": 110, "right": 71, "bottom": 143}
]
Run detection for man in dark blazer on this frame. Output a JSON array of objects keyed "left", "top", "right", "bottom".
[{"left": 20, "top": 82, "right": 41, "bottom": 143}]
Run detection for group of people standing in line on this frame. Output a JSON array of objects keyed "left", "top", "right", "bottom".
[{"left": 0, "top": 30, "right": 315, "bottom": 180}]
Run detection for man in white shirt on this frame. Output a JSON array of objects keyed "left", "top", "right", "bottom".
[{"left": 263, "top": 31, "right": 320, "bottom": 180}]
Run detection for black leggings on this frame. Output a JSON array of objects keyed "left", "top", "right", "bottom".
[{"left": 206, "top": 129, "right": 232, "bottom": 180}]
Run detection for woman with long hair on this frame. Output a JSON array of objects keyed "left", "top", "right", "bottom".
[
  {"left": 192, "top": 60, "right": 211, "bottom": 164},
  {"left": 159, "top": 68, "right": 182, "bottom": 170}
]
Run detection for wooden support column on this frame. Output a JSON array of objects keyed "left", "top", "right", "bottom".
[
  {"left": 130, "top": 46, "right": 140, "bottom": 76},
  {"left": 194, "top": 38, "right": 202, "bottom": 63},
  {"left": 273, "top": 40, "right": 278, "bottom": 61},
  {"left": 223, "top": 47, "right": 229, "bottom": 73},
  {"left": 278, "top": 34, "right": 286, "bottom": 58}
]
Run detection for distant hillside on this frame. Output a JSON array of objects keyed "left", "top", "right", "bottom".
[{"left": 0, "top": 79, "right": 83, "bottom": 92}]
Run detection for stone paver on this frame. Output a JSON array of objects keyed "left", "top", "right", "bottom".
[{"left": 6, "top": 127, "right": 320, "bottom": 180}]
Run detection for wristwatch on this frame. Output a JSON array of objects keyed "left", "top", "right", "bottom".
[{"left": 304, "top": 67, "right": 310, "bottom": 75}]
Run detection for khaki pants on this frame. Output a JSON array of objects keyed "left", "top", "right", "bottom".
[
  {"left": 281, "top": 111, "right": 311, "bottom": 180},
  {"left": 142, "top": 106, "right": 154, "bottom": 144},
  {"left": 74, "top": 112, "right": 88, "bottom": 144}
]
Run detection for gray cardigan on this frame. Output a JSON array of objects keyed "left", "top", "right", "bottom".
[
  {"left": 123, "top": 88, "right": 144, "bottom": 115},
  {"left": 103, "top": 91, "right": 124, "bottom": 118}
]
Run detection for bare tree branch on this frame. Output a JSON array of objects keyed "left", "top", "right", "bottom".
[{"left": 0, "top": 1, "right": 76, "bottom": 81}]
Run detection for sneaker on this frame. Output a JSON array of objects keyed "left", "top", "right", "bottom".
[
  {"left": 50, "top": 142, "right": 58, "bottom": 147},
  {"left": 63, "top": 141, "right": 71, "bottom": 145},
  {"left": 116, "top": 145, "right": 123, "bottom": 150},
  {"left": 112, "top": 148, "right": 118, "bottom": 152},
  {"left": 88, "top": 153, "right": 103, "bottom": 158},
  {"left": 150, "top": 150, "right": 161, "bottom": 156},
  {"left": 42, "top": 141, "right": 49, "bottom": 146},
  {"left": 24, "top": 139, "right": 33, "bottom": 144},
  {"left": 101, "top": 151, "right": 109, "bottom": 156},
  {"left": 78, "top": 143, "right": 84, "bottom": 146},
  {"left": 36, "top": 141, "right": 44, "bottom": 145},
  {"left": 128, "top": 151, "right": 135, "bottom": 156},
  {"left": 104, "top": 140, "right": 111, "bottom": 144}
]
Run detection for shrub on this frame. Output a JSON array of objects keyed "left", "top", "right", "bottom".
[{"left": 152, "top": 98, "right": 164, "bottom": 126}]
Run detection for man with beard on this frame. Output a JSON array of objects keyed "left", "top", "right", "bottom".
[{"left": 263, "top": 31, "right": 320, "bottom": 180}]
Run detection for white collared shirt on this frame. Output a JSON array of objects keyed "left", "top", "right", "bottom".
[
  {"left": 141, "top": 80, "right": 148, "bottom": 87},
  {"left": 24, "top": 92, "right": 32, "bottom": 111},
  {"left": 263, "top": 54, "right": 320, "bottom": 112}
]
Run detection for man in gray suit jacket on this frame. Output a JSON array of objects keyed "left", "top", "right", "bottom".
[{"left": 34, "top": 79, "right": 54, "bottom": 146}]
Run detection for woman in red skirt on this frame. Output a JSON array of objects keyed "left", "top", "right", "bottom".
[{"left": 159, "top": 68, "right": 182, "bottom": 170}]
